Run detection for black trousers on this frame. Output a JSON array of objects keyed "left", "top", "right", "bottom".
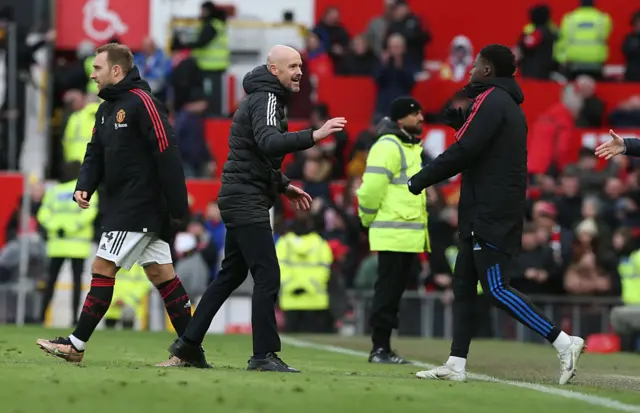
[
  {"left": 370, "top": 251, "right": 417, "bottom": 334},
  {"left": 450, "top": 236, "right": 560, "bottom": 358},
  {"left": 41, "top": 257, "right": 85, "bottom": 325},
  {"left": 184, "top": 224, "right": 281, "bottom": 355}
]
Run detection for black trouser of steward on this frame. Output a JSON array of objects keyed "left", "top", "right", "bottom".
[
  {"left": 370, "top": 251, "right": 417, "bottom": 350},
  {"left": 450, "top": 236, "right": 561, "bottom": 358},
  {"left": 184, "top": 224, "right": 281, "bottom": 356},
  {"left": 41, "top": 257, "right": 85, "bottom": 325}
]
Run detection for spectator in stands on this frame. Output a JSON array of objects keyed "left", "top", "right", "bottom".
[
  {"left": 512, "top": 222, "right": 561, "bottom": 294},
  {"left": 600, "top": 176, "right": 625, "bottom": 229},
  {"left": 373, "top": 34, "right": 419, "bottom": 120},
  {"left": 312, "top": 104, "right": 348, "bottom": 178},
  {"left": 516, "top": 4, "right": 558, "bottom": 80},
  {"left": 303, "top": 32, "right": 333, "bottom": 78},
  {"left": 173, "top": 89, "right": 215, "bottom": 178},
  {"left": 168, "top": 49, "right": 205, "bottom": 113},
  {"left": 335, "top": 34, "right": 377, "bottom": 76},
  {"left": 172, "top": 1, "right": 229, "bottom": 117},
  {"left": 312, "top": 7, "right": 350, "bottom": 67},
  {"left": 622, "top": 10, "right": 640, "bottom": 82},
  {"left": 365, "top": 0, "right": 395, "bottom": 59},
  {"left": 384, "top": 0, "right": 431, "bottom": 65},
  {"left": 286, "top": 50, "right": 314, "bottom": 119},
  {"left": 574, "top": 75, "right": 604, "bottom": 128},
  {"left": 5, "top": 179, "right": 45, "bottom": 243},
  {"left": 347, "top": 123, "right": 378, "bottom": 178},
  {"left": 531, "top": 201, "right": 573, "bottom": 267},
  {"left": 300, "top": 147, "right": 333, "bottom": 199},
  {"left": 527, "top": 86, "right": 582, "bottom": 176},
  {"left": 287, "top": 104, "right": 348, "bottom": 180},
  {"left": 556, "top": 166, "right": 584, "bottom": 230},
  {"left": 609, "top": 95, "right": 640, "bottom": 128},
  {"left": 616, "top": 191, "right": 640, "bottom": 228},
  {"left": 438, "top": 35, "right": 474, "bottom": 83},
  {"left": 581, "top": 195, "right": 613, "bottom": 251},
  {"left": 134, "top": 37, "right": 171, "bottom": 100},
  {"left": 555, "top": 0, "right": 612, "bottom": 80},
  {"left": 572, "top": 147, "right": 618, "bottom": 194},
  {"left": 564, "top": 218, "right": 619, "bottom": 296}
]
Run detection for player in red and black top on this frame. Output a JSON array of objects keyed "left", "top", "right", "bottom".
[
  {"left": 408, "top": 44, "right": 585, "bottom": 385},
  {"left": 36, "top": 43, "right": 210, "bottom": 368}
]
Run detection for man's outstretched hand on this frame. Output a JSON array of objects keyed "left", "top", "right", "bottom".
[
  {"left": 285, "top": 185, "right": 312, "bottom": 211},
  {"left": 312, "top": 117, "right": 347, "bottom": 142},
  {"left": 595, "top": 129, "right": 626, "bottom": 160}
]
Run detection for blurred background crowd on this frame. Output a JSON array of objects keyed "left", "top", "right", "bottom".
[{"left": 0, "top": 0, "right": 639, "bottom": 353}]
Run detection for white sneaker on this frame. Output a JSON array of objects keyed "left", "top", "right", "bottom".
[
  {"left": 416, "top": 364, "right": 467, "bottom": 382},
  {"left": 558, "top": 336, "right": 586, "bottom": 385}
]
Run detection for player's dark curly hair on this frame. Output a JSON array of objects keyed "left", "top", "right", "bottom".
[{"left": 479, "top": 44, "right": 517, "bottom": 78}]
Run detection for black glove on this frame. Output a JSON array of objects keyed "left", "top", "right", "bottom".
[
  {"left": 57, "top": 228, "right": 65, "bottom": 238},
  {"left": 170, "top": 217, "right": 188, "bottom": 231},
  {"left": 407, "top": 176, "right": 423, "bottom": 195},
  {"left": 442, "top": 106, "right": 466, "bottom": 130}
]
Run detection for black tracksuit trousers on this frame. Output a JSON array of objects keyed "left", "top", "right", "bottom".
[
  {"left": 183, "top": 224, "right": 281, "bottom": 355},
  {"left": 450, "top": 236, "right": 561, "bottom": 358}
]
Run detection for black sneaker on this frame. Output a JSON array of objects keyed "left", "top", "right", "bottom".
[
  {"left": 156, "top": 337, "right": 212, "bottom": 368},
  {"left": 247, "top": 352, "right": 300, "bottom": 372},
  {"left": 368, "top": 348, "right": 409, "bottom": 364}
]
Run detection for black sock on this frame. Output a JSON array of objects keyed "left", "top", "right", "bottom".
[
  {"left": 372, "top": 328, "right": 391, "bottom": 351},
  {"left": 253, "top": 352, "right": 267, "bottom": 359},
  {"left": 156, "top": 275, "right": 192, "bottom": 337},
  {"left": 71, "top": 274, "right": 115, "bottom": 342}
]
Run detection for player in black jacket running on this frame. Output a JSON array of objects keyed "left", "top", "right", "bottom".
[
  {"left": 36, "top": 43, "right": 207, "bottom": 367},
  {"left": 408, "top": 45, "right": 585, "bottom": 385},
  {"left": 161, "top": 45, "right": 346, "bottom": 372}
]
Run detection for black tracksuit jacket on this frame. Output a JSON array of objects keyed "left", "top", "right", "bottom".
[
  {"left": 75, "top": 66, "right": 188, "bottom": 241},
  {"left": 408, "top": 77, "right": 527, "bottom": 255},
  {"left": 217, "top": 65, "right": 316, "bottom": 228}
]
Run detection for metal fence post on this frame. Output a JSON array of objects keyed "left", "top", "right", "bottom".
[
  {"left": 15, "top": 176, "right": 32, "bottom": 326},
  {"left": 7, "top": 21, "right": 18, "bottom": 171}
]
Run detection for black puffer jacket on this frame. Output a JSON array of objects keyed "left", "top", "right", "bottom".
[
  {"left": 409, "top": 77, "right": 527, "bottom": 255},
  {"left": 218, "top": 65, "right": 315, "bottom": 228}
]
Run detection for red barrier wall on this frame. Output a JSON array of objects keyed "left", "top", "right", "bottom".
[
  {"left": 314, "top": 0, "right": 638, "bottom": 64},
  {"left": 0, "top": 173, "right": 24, "bottom": 247},
  {"left": 314, "top": 76, "right": 640, "bottom": 124}
]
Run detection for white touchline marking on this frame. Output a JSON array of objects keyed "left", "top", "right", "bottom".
[{"left": 281, "top": 336, "right": 640, "bottom": 413}]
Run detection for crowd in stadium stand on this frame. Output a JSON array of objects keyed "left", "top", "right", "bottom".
[{"left": 1, "top": 0, "right": 640, "bottom": 350}]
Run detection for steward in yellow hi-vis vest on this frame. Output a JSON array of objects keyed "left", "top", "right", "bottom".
[
  {"left": 356, "top": 97, "right": 430, "bottom": 364},
  {"left": 37, "top": 162, "right": 97, "bottom": 325},
  {"left": 555, "top": 1, "right": 611, "bottom": 72},
  {"left": 189, "top": 2, "right": 229, "bottom": 72},
  {"left": 276, "top": 212, "right": 335, "bottom": 334},
  {"left": 105, "top": 264, "right": 152, "bottom": 330},
  {"left": 62, "top": 101, "right": 100, "bottom": 164}
]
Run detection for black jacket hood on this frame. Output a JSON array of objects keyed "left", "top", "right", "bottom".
[
  {"left": 467, "top": 77, "right": 524, "bottom": 105},
  {"left": 98, "top": 66, "right": 152, "bottom": 101},
  {"left": 243, "top": 65, "right": 289, "bottom": 100},
  {"left": 375, "top": 117, "right": 421, "bottom": 144}
]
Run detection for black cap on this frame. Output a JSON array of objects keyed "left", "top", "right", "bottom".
[{"left": 390, "top": 97, "right": 422, "bottom": 121}]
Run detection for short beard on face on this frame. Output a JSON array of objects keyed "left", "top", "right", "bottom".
[{"left": 401, "top": 124, "right": 422, "bottom": 136}]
